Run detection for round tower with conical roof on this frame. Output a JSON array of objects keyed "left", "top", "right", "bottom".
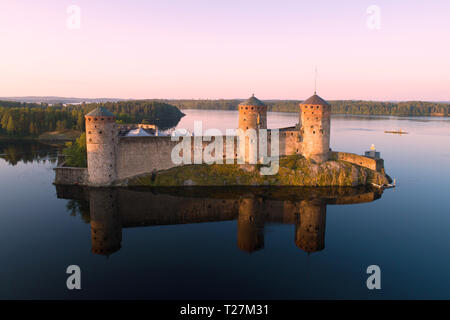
[
  {"left": 299, "top": 93, "right": 331, "bottom": 162},
  {"left": 85, "top": 107, "right": 117, "bottom": 186},
  {"left": 238, "top": 94, "right": 267, "bottom": 131},
  {"left": 238, "top": 94, "right": 267, "bottom": 163}
]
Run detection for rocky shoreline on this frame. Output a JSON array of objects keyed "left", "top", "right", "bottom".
[{"left": 124, "top": 155, "right": 391, "bottom": 187}]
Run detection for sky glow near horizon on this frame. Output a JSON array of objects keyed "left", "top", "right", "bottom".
[{"left": 0, "top": 0, "right": 449, "bottom": 101}]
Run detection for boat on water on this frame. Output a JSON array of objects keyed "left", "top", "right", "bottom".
[{"left": 384, "top": 129, "right": 408, "bottom": 134}]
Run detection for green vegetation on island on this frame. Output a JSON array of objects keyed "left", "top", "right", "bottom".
[
  {"left": 0, "top": 100, "right": 184, "bottom": 139},
  {"left": 126, "top": 155, "right": 390, "bottom": 187},
  {"left": 63, "top": 133, "right": 87, "bottom": 167}
]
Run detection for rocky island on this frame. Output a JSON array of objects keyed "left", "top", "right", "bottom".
[{"left": 126, "top": 154, "right": 390, "bottom": 187}]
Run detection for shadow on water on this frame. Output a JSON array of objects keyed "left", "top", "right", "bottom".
[{"left": 56, "top": 185, "right": 383, "bottom": 257}]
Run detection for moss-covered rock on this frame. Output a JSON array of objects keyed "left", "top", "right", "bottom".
[{"left": 125, "top": 155, "right": 390, "bottom": 187}]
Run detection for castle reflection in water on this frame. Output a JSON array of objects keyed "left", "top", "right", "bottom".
[{"left": 57, "top": 186, "right": 383, "bottom": 256}]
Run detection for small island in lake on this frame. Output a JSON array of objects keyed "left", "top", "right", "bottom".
[{"left": 54, "top": 93, "right": 392, "bottom": 188}]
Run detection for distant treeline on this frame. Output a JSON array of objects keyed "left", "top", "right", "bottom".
[
  {"left": 165, "top": 99, "right": 450, "bottom": 117},
  {"left": 0, "top": 100, "right": 184, "bottom": 138}
]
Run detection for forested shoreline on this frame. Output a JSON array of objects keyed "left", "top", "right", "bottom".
[
  {"left": 0, "top": 100, "right": 184, "bottom": 138},
  {"left": 166, "top": 99, "right": 450, "bottom": 116},
  {"left": 1, "top": 99, "right": 448, "bottom": 138}
]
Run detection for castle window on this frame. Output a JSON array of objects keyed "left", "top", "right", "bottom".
[
  {"left": 101, "top": 118, "right": 104, "bottom": 121},
  {"left": 94, "top": 118, "right": 97, "bottom": 121},
  {"left": 313, "top": 131, "right": 316, "bottom": 134},
  {"left": 88, "top": 118, "right": 91, "bottom": 121},
  {"left": 88, "top": 131, "right": 91, "bottom": 134},
  {"left": 312, "top": 112, "right": 314, "bottom": 114},
  {"left": 89, "top": 139, "right": 92, "bottom": 142},
  {"left": 311, "top": 126, "right": 314, "bottom": 128},
  {"left": 251, "top": 107, "right": 254, "bottom": 110},
  {"left": 99, "top": 131, "right": 102, "bottom": 134},
  {"left": 245, "top": 107, "right": 248, "bottom": 110},
  {"left": 317, "top": 106, "right": 319, "bottom": 109}
]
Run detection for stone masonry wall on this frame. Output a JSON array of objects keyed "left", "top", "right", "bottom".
[
  {"left": 331, "top": 151, "right": 384, "bottom": 172},
  {"left": 115, "top": 133, "right": 299, "bottom": 181},
  {"left": 53, "top": 167, "right": 88, "bottom": 185}
]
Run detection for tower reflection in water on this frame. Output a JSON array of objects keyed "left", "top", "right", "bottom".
[{"left": 57, "top": 186, "right": 382, "bottom": 256}]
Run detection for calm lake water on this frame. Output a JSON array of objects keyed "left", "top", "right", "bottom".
[{"left": 0, "top": 110, "right": 449, "bottom": 299}]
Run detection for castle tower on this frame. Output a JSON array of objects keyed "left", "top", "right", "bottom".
[
  {"left": 85, "top": 107, "right": 117, "bottom": 186},
  {"left": 299, "top": 94, "right": 331, "bottom": 162},
  {"left": 295, "top": 200, "right": 326, "bottom": 253},
  {"left": 238, "top": 95, "right": 267, "bottom": 163},
  {"left": 237, "top": 194, "right": 264, "bottom": 253},
  {"left": 89, "top": 188, "right": 122, "bottom": 256},
  {"left": 238, "top": 94, "right": 267, "bottom": 131}
]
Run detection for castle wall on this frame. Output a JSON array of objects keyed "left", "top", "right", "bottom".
[
  {"left": 116, "top": 135, "right": 242, "bottom": 180},
  {"left": 331, "top": 151, "right": 384, "bottom": 172},
  {"left": 115, "top": 136, "right": 178, "bottom": 181},
  {"left": 278, "top": 129, "right": 302, "bottom": 156},
  {"left": 115, "top": 133, "right": 300, "bottom": 181},
  {"left": 53, "top": 167, "right": 88, "bottom": 185}
]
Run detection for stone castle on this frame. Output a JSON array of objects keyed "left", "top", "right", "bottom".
[{"left": 55, "top": 93, "right": 385, "bottom": 186}]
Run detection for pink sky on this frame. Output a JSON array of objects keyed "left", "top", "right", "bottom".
[{"left": 0, "top": 0, "right": 449, "bottom": 101}]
